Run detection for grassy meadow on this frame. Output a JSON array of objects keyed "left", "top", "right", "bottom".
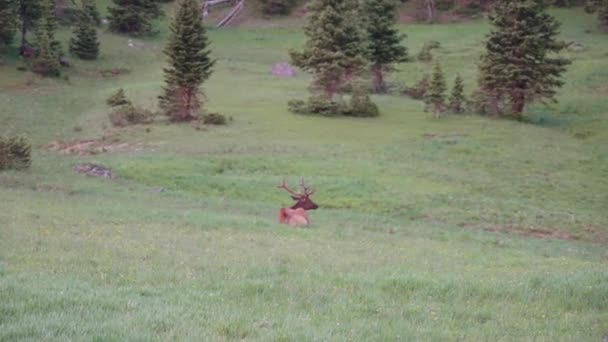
[{"left": 1, "top": 5, "right": 608, "bottom": 341}]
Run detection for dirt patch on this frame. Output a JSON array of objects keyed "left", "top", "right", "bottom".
[
  {"left": 74, "top": 163, "right": 114, "bottom": 179},
  {"left": 47, "top": 139, "right": 141, "bottom": 156},
  {"left": 99, "top": 68, "right": 131, "bottom": 78},
  {"left": 461, "top": 223, "right": 581, "bottom": 241}
]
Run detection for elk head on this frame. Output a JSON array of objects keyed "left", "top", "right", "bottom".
[{"left": 277, "top": 178, "right": 318, "bottom": 210}]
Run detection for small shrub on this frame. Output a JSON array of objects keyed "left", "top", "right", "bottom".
[
  {"left": 403, "top": 74, "right": 430, "bottom": 100},
  {"left": 202, "top": 113, "right": 227, "bottom": 125},
  {"left": 345, "top": 84, "right": 380, "bottom": 117},
  {"left": 0, "top": 135, "right": 31, "bottom": 171},
  {"left": 106, "top": 88, "right": 130, "bottom": 107},
  {"left": 109, "top": 104, "right": 154, "bottom": 127},
  {"left": 417, "top": 41, "right": 441, "bottom": 62},
  {"left": 289, "top": 96, "right": 348, "bottom": 117}
]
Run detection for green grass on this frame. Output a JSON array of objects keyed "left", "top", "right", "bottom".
[{"left": 1, "top": 7, "right": 608, "bottom": 341}]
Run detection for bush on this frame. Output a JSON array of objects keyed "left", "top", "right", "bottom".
[
  {"left": 289, "top": 93, "right": 379, "bottom": 118},
  {"left": 106, "top": 88, "right": 131, "bottom": 107},
  {"left": 109, "top": 104, "right": 154, "bottom": 127},
  {"left": 345, "top": 84, "right": 380, "bottom": 117},
  {"left": 289, "top": 96, "right": 346, "bottom": 117},
  {"left": 0, "top": 135, "right": 31, "bottom": 171},
  {"left": 403, "top": 74, "right": 430, "bottom": 100},
  {"left": 202, "top": 113, "right": 227, "bottom": 125}
]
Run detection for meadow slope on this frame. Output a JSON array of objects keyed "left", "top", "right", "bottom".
[{"left": 1, "top": 7, "right": 607, "bottom": 341}]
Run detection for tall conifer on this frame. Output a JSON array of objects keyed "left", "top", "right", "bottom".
[
  {"left": 290, "top": 0, "right": 368, "bottom": 100},
  {"left": 107, "top": 0, "right": 153, "bottom": 35},
  {"left": 17, "top": 0, "right": 42, "bottom": 53},
  {"left": 0, "top": 0, "right": 17, "bottom": 46},
  {"left": 363, "top": 0, "right": 408, "bottom": 93},
  {"left": 448, "top": 74, "right": 465, "bottom": 114},
  {"left": 69, "top": 4, "right": 99, "bottom": 60},
  {"left": 159, "top": 0, "right": 215, "bottom": 121},
  {"left": 478, "top": 0, "right": 570, "bottom": 119},
  {"left": 425, "top": 62, "right": 446, "bottom": 118}
]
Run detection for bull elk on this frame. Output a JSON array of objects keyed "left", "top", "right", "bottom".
[{"left": 277, "top": 178, "right": 318, "bottom": 226}]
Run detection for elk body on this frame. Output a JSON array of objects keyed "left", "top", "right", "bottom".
[{"left": 277, "top": 178, "right": 318, "bottom": 226}]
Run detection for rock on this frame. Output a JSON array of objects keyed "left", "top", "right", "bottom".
[
  {"left": 568, "top": 42, "right": 586, "bottom": 52},
  {"left": 271, "top": 62, "right": 296, "bottom": 78},
  {"left": 74, "top": 163, "right": 114, "bottom": 179}
]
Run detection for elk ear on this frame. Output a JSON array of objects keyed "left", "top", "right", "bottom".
[{"left": 291, "top": 196, "right": 300, "bottom": 201}]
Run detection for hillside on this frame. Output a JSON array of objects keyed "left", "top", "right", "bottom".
[{"left": 1, "top": 4, "right": 607, "bottom": 341}]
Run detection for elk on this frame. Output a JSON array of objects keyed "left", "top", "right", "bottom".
[{"left": 277, "top": 178, "right": 318, "bottom": 226}]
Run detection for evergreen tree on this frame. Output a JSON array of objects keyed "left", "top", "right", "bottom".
[
  {"left": 478, "top": 0, "right": 570, "bottom": 119},
  {"left": 159, "top": 0, "right": 215, "bottom": 121},
  {"left": 40, "top": 0, "right": 62, "bottom": 57},
  {"left": 69, "top": 5, "right": 99, "bottom": 60},
  {"left": 448, "top": 74, "right": 466, "bottom": 113},
  {"left": 425, "top": 62, "right": 446, "bottom": 118},
  {"left": 82, "top": 0, "right": 101, "bottom": 26},
  {"left": 364, "top": 0, "right": 408, "bottom": 93},
  {"left": 588, "top": 0, "right": 608, "bottom": 30},
  {"left": 143, "top": 0, "right": 162, "bottom": 18},
  {"left": 0, "top": 0, "right": 17, "bottom": 46},
  {"left": 107, "top": 0, "right": 153, "bottom": 35},
  {"left": 31, "top": 20, "right": 60, "bottom": 76},
  {"left": 290, "top": 0, "right": 368, "bottom": 100},
  {"left": 17, "top": 0, "right": 43, "bottom": 54}
]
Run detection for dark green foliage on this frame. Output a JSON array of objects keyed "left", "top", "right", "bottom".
[
  {"left": 346, "top": 83, "right": 380, "bottom": 117},
  {"left": 0, "top": 135, "right": 31, "bottom": 171},
  {"left": 40, "top": 0, "right": 62, "bottom": 57},
  {"left": 478, "top": 0, "right": 570, "bottom": 119},
  {"left": 107, "top": 88, "right": 130, "bottom": 107},
  {"left": 364, "top": 0, "right": 408, "bottom": 93},
  {"left": 159, "top": 0, "right": 215, "bottom": 121},
  {"left": 290, "top": 0, "right": 368, "bottom": 100},
  {"left": 260, "top": 0, "right": 297, "bottom": 15},
  {"left": 403, "top": 73, "right": 429, "bottom": 100},
  {"left": 425, "top": 62, "right": 446, "bottom": 118},
  {"left": 31, "top": 20, "right": 60, "bottom": 77},
  {"left": 17, "top": 0, "right": 43, "bottom": 51},
  {"left": 83, "top": 0, "right": 101, "bottom": 25},
  {"left": 107, "top": 0, "right": 154, "bottom": 35},
  {"left": 587, "top": 0, "right": 608, "bottom": 30},
  {"left": 288, "top": 86, "right": 379, "bottom": 118},
  {"left": 288, "top": 96, "right": 348, "bottom": 117},
  {"left": 448, "top": 74, "right": 466, "bottom": 113},
  {"left": 0, "top": 0, "right": 17, "bottom": 46},
  {"left": 69, "top": 3, "right": 99, "bottom": 60},
  {"left": 109, "top": 103, "right": 154, "bottom": 127},
  {"left": 202, "top": 113, "right": 227, "bottom": 125}
]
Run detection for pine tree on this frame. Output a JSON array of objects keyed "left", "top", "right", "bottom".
[
  {"left": 107, "top": 0, "right": 153, "bottom": 35},
  {"left": 143, "top": 0, "right": 162, "bottom": 18},
  {"left": 425, "top": 62, "right": 446, "bottom": 118},
  {"left": 0, "top": 0, "right": 17, "bottom": 46},
  {"left": 40, "top": 0, "right": 62, "bottom": 57},
  {"left": 82, "top": 0, "right": 101, "bottom": 26},
  {"left": 364, "top": 0, "right": 408, "bottom": 93},
  {"left": 159, "top": 0, "right": 215, "bottom": 121},
  {"left": 588, "top": 0, "right": 608, "bottom": 30},
  {"left": 478, "top": 0, "right": 570, "bottom": 119},
  {"left": 290, "top": 0, "right": 368, "bottom": 100},
  {"left": 31, "top": 20, "right": 60, "bottom": 77},
  {"left": 448, "top": 74, "right": 466, "bottom": 114},
  {"left": 69, "top": 5, "right": 99, "bottom": 60},
  {"left": 17, "top": 0, "right": 43, "bottom": 54}
]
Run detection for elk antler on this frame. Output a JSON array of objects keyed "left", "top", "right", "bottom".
[
  {"left": 299, "top": 177, "right": 315, "bottom": 196},
  {"left": 277, "top": 178, "right": 301, "bottom": 197}
]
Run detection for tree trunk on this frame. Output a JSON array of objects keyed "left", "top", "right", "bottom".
[
  {"left": 372, "top": 65, "right": 386, "bottom": 93},
  {"left": 510, "top": 90, "right": 525, "bottom": 120},
  {"left": 426, "top": 0, "right": 435, "bottom": 24}
]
